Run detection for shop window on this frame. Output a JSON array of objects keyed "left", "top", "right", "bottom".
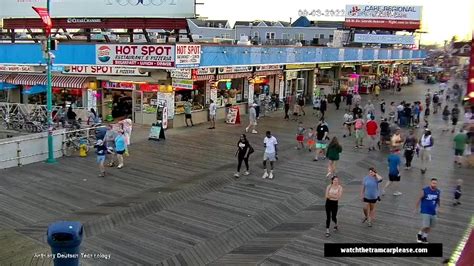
[
  {"left": 175, "top": 81, "right": 206, "bottom": 113},
  {"left": 319, "top": 34, "right": 325, "bottom": 39},
  {"left": 216, "top": 78, "right": 244, "bottom": 107},
  {"left": 295, "top": 33, "right": 304, "bottom": 41},
  {"left": 266, "top": 32, "right": 275, "bottom": 40},
  {"left": 221, "top": 33, "right": 231, "bottom": 39}
]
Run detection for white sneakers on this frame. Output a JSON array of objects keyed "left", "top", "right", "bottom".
[
  {"left": 262, "top": 170, "right": 274, "bottom": 179},
  {"left": 252, "top": 130, "right": 258, "bottom": 134},
  {"left": 117, "top": 164, "right": 124, "bottom": 169},
  {"left": 234, "top": 172, "right": 240, "bottom": 178},
  {"left": 393, "top": 191, "right": 403, "bottom": 196},
  {"left": 244, "top": 171, "right": 250, "bottom": 176}
]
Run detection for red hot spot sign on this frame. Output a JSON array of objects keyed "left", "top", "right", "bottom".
[{"left": 96, "top": 44, "right": 175, "bottom": 68}]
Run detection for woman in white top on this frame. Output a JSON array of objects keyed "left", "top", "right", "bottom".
[
  {"left": 325, "top": 176, "right": 343, "bottom": 237},
  {"left": 119, "top": 116, "right": 133, "bottom": 146}
]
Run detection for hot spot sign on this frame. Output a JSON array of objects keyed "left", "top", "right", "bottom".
[
  {"left": 96, "top": 44, "right": 175, "bottom": 68},
  {"left": 175, "top": 44, "right": 201, "bottom": 68}
]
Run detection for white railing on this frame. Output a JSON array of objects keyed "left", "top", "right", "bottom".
[{"left": 0, "top": 125, "right": 105, "bottom": 170}]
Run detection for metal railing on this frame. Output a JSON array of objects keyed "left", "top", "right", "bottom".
[{"left": 0, "top": 125, "right": 105, "bottom": 169}]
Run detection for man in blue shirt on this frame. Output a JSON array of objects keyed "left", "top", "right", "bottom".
[
  {"left": 415, "top": 178, "right": 441, "bottom": 243},
  {"left": 382, "top": 150, "right": 402, "bottom": 196}
]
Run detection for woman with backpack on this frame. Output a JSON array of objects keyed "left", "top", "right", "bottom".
[{"left": 234, "top": 134, "right": 254, "bottom": 178}]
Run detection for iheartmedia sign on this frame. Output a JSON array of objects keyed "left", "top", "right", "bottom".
[
  {"left": 67, "top": 18, "right": 102, "bottom": 23},
  {"left": 62, "top": 65, "right": 149, "bottom": 76},
  {"left": 354, "top": 34, "right": 415, "bottom": 45}
]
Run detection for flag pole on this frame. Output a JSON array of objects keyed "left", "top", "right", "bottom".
[{"left": 45, "top": 0, "right": 56, "bottom": 163}]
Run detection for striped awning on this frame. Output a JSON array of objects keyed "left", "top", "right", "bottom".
[
  {"left": 194, "top": 74, "right": 216, "bottom": 81},
  {"left": 12, "top": 74, "right": 89, "bottom": 88},
  {"left": 0, "top": 74, "right": 11, "bottom": 82},
  {"left": 216, "top": 72, "right": 253, "bottom": 80}
]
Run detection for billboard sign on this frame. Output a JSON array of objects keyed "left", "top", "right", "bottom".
[
  {"left": 175, "top": 44, "right": 201, "bottom": 68},
  {"left": 354, "top": 34, "right": 415, "bottom": 45},
  {"left": 345, "top": 5, "right": 422, "bottom": 30},
  {"left": 172, "top": 79, "right": 193, "bottom": 90},
  {"left": 0, "top": 0, "right": 195, "bottom": 18},
  {"left": 62, "top": 65, "right": 149, "bottom": 76},
  {"left": 96, "top": 44, "right": 175, "bottom": 68}
]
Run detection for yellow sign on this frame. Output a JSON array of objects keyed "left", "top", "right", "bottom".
[{"left": 286, "top": 64, "right": 317, "bottom": 70}]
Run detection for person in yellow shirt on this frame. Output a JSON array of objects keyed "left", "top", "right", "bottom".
[{"left": 374, "top": 84, "right": 381, "bottom": 99}]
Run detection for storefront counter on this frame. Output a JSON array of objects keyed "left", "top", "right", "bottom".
[
  {"left": 134, "top": 112, "right": 157, "bottom": 125},
  {"left": 169, "top": 103, "right": 248, "bottom": 128}
]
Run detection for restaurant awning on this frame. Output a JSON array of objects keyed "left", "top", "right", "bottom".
[
  {"left": 0, "top": 82, "right": 17, "bottom": 91},
  {"left": 12, "top": 74, "right": 89, "bottom": 88},
  {"left": 0, "top": 74, "right": 12, "bottom": 83},
  {"left": 22, "top": 85, "right": 47, "bottom": 95}
]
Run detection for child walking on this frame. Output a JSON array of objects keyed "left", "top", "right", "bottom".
[
  {"left": 95, "top": 139, "right": 107, "bottom": 177},
  {"left": 296, "top": 122, "right": 305, "bottom": 150},
  {"left": 453, "top": 179, "right": 463, "bottom": 206},
  {"left": 307, "top": 128, "right": 317, "bottom": 152}
]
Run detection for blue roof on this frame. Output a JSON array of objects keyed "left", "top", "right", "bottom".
[{"left": 292, "top": 16, "right": 311, "bottom": 27}]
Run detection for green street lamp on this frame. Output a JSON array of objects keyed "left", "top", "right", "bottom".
[{"left": 33, "top": 0, "right": 56, "bottom": 163}]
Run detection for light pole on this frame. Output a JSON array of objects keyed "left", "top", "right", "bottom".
[{"left": 45, "top": 0, "right": 55, "bottom": 163}]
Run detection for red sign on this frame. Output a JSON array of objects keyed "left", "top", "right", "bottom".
[
  {"left": 32, "top": 7, "right": 52, "bottom": 33},
  {"left": 101, "top": 81, "right": 135, "bottom": 90},
  {"left": 468, "top": 34, "right": 474, "bottom": 104},
  {"left": 139, "top": 84, "right": 160, "bottom": 92}
]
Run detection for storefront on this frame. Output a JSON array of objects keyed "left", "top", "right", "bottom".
[
  {"left": 9, "top": 74, "right": 91, "bottom": 107},
  {"left": 284, "top": 64, "right": 316, "bottom": 100},
  {"left": 0, "top": 73, "right": 18, "bottom": 102},
  {"left": 316, "top": 63, "right": 338, "bottom": 94},
  {"left": 252, "top": 65, "right": 284, "bottom": 99},
  {"left": 358, "top": 64, "right": 376, "bottom": 94}
]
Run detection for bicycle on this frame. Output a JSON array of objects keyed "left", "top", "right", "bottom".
[{"left": 62, "top": 131, "right": 91, "bottom": 157}]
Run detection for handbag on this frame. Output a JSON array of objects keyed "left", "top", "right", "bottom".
[{"left": 248, "top": 145, "right": 255, "bottom": 155}]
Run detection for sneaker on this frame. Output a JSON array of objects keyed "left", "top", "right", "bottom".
[
  {"left": 313, "top": 158, "right": 319, "bottom": 161},
  {"left": 244, "top": 171, "right": 250, "bottom": 176},
  {"left": 417, "top": 233, "right": 423, "bottom": 243},
  {"left": 333, "top": 226, "right": 338, "bottom": 232},
  {"left": 262, "top": 171, "right": 269, "bottom": 179},
  {"left": 251, "top": 130, "right": 258, "bottom": 134},
  {"left": 325, "top": 232, "right": 330, "bottom": 237},
  {"left": 268, "top": 171, "right": 274, "bottom": 179},
  {"left": 381, "top": 190, "right": 386, "bottom": 196},
  {"left": 234, "top": 172, "right": 240, "bottom": 178},
  {"left": 245, "top": 128, "right": 249, "bottom": 133},
  {"left": 393, "top": 191, "right": 403, "bottom": 196},
  {"left": 117, "top": 164, "right": 123, "bottom": 169},
  {"left": 367, "top": 221, "right": 372, "bottom": 227},
  {"left": 98, "top": 172, "right": 105, "bottom": 177},
  {"left": 361, "top": 217, "right": 368, "bottom": 223},
  {"left": 422, "top": 237, "right": 428, "bottom": 243}
]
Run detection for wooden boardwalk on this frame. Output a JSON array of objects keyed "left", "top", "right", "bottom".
[{"left": 0, "top": 81, "right": 473, "bottom": 265}]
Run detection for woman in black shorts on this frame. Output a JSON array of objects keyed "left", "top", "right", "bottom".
[{"left": 361, "top": 167, "right": 383, "bottom": 227}]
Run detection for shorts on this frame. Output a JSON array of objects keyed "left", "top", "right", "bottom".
[
  {"left": 420, "top": 149, "right": 432, "bottom": 162},
  {"left": 389, "top": 173, "right": 401, "bottom": 182},
  {"left": 421, "top": 213, "right": 437, "bottom": 228},
  {"left": 363, "top": 198, "right": 379, "bottom": 204},
  {"left": 209, "top": 114, "right": 216, "bottom": 121},
  {"left": 116, "top": 150, "right": 125, "bottom": 155},
  {"left": 96, "top": 155, "right": 106, "bottom": 163},
  {"left": 185, "top": 114, "right": 192, "bottom": 119},
  {"left": 296, "top": 134, "right": 304, "bottom": 142},
  {"left": 316, "top": 142, "right": 327, "bottom": 149},
  {"left": 307, "top": 140, "right": 316, "bottom": 147},
  {"left": 455, "top": 149, "right": 464, "bottom": 156},
  {"left": 263, "top": 152, "right": 277, "bottom": 162}
]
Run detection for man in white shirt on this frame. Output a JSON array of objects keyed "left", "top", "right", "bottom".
[
  {"left": 208, "top": 99, "right": 217, "bottom": 129},
  {"left": 419, "top": 129, "right": 434, "bottom": 174},
  {"left": 263, "top": 131, "right": 278, "bottom": 180}
]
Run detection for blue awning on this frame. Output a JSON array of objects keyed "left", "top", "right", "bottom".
[
  {"left": 0, "top": 82, "right": 17, "bottom": 91},
  {"left": 22, "top": 85, "right": 47, "bottom": 95}
]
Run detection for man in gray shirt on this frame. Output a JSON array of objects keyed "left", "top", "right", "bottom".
[{"left": 246, "top": 103, "right": 258, "bottom": 134}]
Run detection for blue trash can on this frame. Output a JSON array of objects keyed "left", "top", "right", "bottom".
[{"left": 47, "top": 221, "right": 83, "bottom": 266}]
